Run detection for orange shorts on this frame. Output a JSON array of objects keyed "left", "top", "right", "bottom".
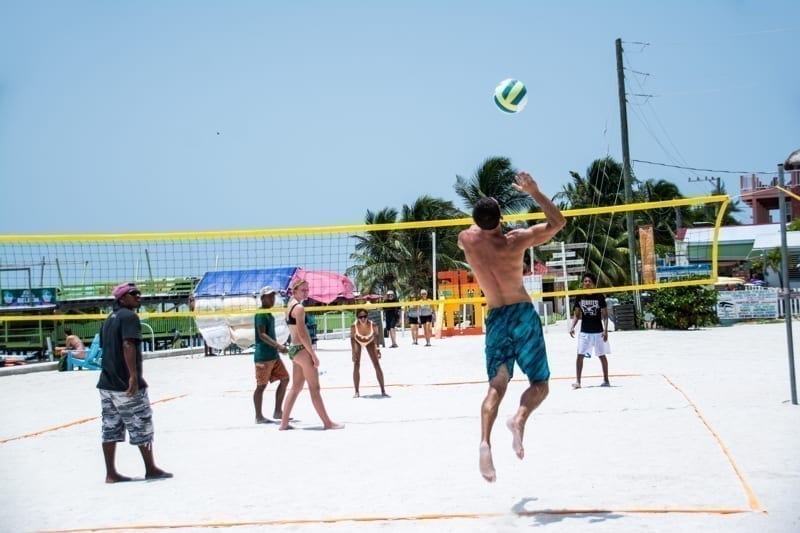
[{"left": 255, "top": 359, "right": 289, "bottom": 386}]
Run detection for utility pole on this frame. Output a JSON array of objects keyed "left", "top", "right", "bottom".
[
  {"left": 778, "top": 163, "right": 797, "bottom": 405},
  {"left": 688, "top": 175, "right": 721, "bottom": 192},
  {"left": 779, "top": 148, "right": 800, "bottom": 405},
  {"left": 689, "top": 175, "right": 722, "bottom": 219},
  {"left": 616, "top": 38, "right": 640, "bottom": 313}
]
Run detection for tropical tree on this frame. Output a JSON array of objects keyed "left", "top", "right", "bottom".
[
  {"left": 347, "top": 197, "right": 466, "bottom": 297},
  {"left": 397, "top": 195, "right": 466, "bottom": 296},
  {"left": 346, "top": 207, "right": 401, "bottom": 294},
  {"left": 636, "top": 178, "right": 684, "bottom": 246},
  {"left": 764, "top": 247, "right": 783, "bottom": 287},
  {"left": 682, "top": 180, "right": 742, "bottom": 227},
  {"left": 453, "top": 156, "right": 530, "bottom": 213},
  {"left": 554, "top": 157, "right": 631, "bottom": 286}
]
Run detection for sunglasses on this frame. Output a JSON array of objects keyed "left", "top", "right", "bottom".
[
  {"left": 128, "top": 291, "right": 141, "bottom": 297},
  {"left": 357, "top": 315, "right": 368, "bottom": 319}
]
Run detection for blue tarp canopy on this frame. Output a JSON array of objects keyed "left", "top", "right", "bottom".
[{"left": 192, "top": 267, "right": 297, "bottom": 297}]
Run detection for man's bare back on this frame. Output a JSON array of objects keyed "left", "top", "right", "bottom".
[
  {"left": 458, "top": 172, "right": 565, "bottom": 309},
  {"left": 65, "top": 334, "right": 87, "bottom": 359}
]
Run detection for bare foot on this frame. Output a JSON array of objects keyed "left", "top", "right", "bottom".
[
  {"left": 572, "top": 382, "right": 581, "bottom": 389},
  {"left": 324, "top": 422, "right": 345, "bottom": 430},
  {"left": 105, "top": 473, "right": 133, "bottom": 484},
  {"left": 145, "top": 469, "right": 173, "bottom": 480},
  {"left": 506, "top": 417, "right": 525, "bottom": 460},
  {"left": 479, "top": 443, "right": 496, "bottom": 482},
  {"left": 255, "top": 417, "right": 273, "bottom": 424},
  {"left": 601, "top": 380, "right": 610, "bottom": 387},
  {"left": 273, "top": 412, "right": 283, "bottom": 419},
  {"left": 278, "top": 424, "right": 295, "bottom": 430},
  {"left": 353, "top": 392, "right": 360, "bottom": 398}
]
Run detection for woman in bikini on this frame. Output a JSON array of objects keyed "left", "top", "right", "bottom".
[
  {"left": 350, "top": 308, "right": 388, "bottom": 398},
  {"left": 278, "top": 279, "right": 343, "bottom": 430}
]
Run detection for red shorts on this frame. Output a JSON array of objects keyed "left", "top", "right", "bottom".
[{"left": 255, "top": 359, "right": 289, "bottom": 386}]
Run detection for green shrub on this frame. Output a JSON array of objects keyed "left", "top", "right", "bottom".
[{"left": 649, "top": 279, "right": 718, "bottom": 330}]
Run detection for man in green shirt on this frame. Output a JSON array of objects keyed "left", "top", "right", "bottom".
[{"left": 254, "top": 286, "right": 289, "bottom": 423}]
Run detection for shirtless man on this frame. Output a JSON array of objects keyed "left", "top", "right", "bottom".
[
  {"left": 458, "top": 171, "right": 565, "bottom": 482},
  {"left": 63, "top": 327, "right": 87, "bottom": 359}
]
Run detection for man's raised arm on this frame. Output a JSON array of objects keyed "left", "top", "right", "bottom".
[{"left": 513, "top": 171, "right": 566, "bottom": 244}]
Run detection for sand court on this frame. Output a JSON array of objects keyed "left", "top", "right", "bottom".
[{"left": 0, "top": 322, "right": 797, "bottom": 532}]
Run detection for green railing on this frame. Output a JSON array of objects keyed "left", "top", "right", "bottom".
[{"left": 57, "top": 277, "right": 198, "bottom": 300}]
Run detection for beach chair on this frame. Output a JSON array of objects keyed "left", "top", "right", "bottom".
[{"left": 67, "top": 333, "right": 102, "bottom": 371}]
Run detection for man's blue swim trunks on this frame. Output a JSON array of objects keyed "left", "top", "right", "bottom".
[{"left": 484, "top": 301, "right": 549, "bottom": 382}]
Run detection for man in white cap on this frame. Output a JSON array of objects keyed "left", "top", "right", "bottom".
[
  {"left": 253, "top": 286, "right": 290, "bottom": 423},
  {"left": 97, "top": 282, "right": 172, "bottom": 483},
  {"left": 383, "top": 290, "right": 400, "bottom": 348}
]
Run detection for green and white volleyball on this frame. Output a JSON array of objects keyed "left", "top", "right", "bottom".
[{"left": 493, "top": 78, "right": 528, "bottom": 114}]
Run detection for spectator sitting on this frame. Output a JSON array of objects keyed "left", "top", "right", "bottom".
[{"left": 63, "top": 327, "right": 87, "bottom": 359}]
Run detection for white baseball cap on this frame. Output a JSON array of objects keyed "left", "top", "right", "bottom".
[{"left": 259, "top": 286, "right": 276, "bottom": 296}]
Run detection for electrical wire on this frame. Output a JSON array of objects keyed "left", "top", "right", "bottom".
[{"left": 631, "top": 159, "right": 774, "bottom": 175}]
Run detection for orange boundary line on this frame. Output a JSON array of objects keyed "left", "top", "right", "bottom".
[
  {"left": 222, "top": 373, "right": 643, "bottom": 394},
  {"left": 29, "top": 376, "right": 768, "bottom": 531},
  {"left": 39, "top": 507, "right": 759, "bottom": 532},
  {"left": 661, "top": 374, "right": 763, "bottom": 512},
  {"left": 0, "top": 394, "right": 188, "bottom": 445}
]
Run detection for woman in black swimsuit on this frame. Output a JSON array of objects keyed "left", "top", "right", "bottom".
[{"left": 279, "top": 278, "right": 343, "bottom": 430}]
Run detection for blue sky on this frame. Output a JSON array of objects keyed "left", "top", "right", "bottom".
[{"left": 1, "top": 0, "right": 798, "bottom": 234}]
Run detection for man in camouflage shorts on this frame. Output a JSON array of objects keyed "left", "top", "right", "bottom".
[{"left": 96, "top": 282, "right": 172, "bottom": 483}]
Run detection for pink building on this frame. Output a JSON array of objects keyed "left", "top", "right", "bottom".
[{"left": 740, "top": 170, "right": 800, "bottom": 224}]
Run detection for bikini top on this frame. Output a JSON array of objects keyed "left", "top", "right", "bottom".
[
  {"left": 353, "top": 320, "right": 374, "bottom": 343},
  {"left": 287, "top": 302, "right": 301, "bottom": 325}
]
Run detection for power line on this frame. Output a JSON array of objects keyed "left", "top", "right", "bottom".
[{"left": 632, "top": 159, "right": 774, "bottom": 175}]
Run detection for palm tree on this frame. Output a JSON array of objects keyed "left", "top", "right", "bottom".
[
  {"left": 554, "top": 157, "right": 631, "bottom": 286},
  {"left": 347, "top": 197, "right": 467, "bottom": 298},
  {"left": 398, "top": 196, "right": 466, "bottom": 296},
  {"left": 346, "top": 207, "right": 402, "bottom": 294},
  {"left": 559, "top": 215, "right": 630, "bottom": 287},
  {"left": 453, "top": 156, "right": 530, "bottom": 213},
  {"left": 764, "top": 248, "right": 783, "bottom": 287},
  {"left": 637, "top": 178, "right": 684, "bottom": 246},
  {"left": 555, "top": 157, "right": 627, "bottom": 209},
  {"left": 682, "top": 180, "right": 742, "bottom": 227}
]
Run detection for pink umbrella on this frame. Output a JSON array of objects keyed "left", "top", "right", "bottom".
[{"left": 289, "top": 268, "right": 355, "bottom": 304}]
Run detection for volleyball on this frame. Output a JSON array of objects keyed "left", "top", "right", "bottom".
[{"left": 493, "top": 78, "right": 528, "bottom": 114}]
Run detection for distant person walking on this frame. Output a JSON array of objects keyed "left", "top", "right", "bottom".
[
  {"left": 418, "top": 289, "right": 434, "bottom": 347},
  {"left": 407, "top": 300, "right": 420, "bottom": 345},
  {"left": 279, "top": 279, "right": 343, "bottom": 430},
  {"left": 458, "top": 171, "right": 565, "bottom": 483},
  {"left": 569, "top": 272, "right": 611, "bottom": 389},
  {"left": 350, "top": 308, "right": 388, "bottom": 398},
  {"left": 253, "top": 286, "right": 289, "bottom": 423},
  {"left": 383, "top": 290, "right": 401, "bottom": 348},
  {"left": 97, "top": 282, "right": 172, "bottom": 483}
]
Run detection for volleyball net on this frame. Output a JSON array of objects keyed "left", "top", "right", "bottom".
[{"left": 0, "top": 195, "right": 728, "bottom": 351}]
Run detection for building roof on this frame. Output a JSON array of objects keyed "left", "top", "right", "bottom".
[
  {"left": 752, "top": 232, "right": 800, "bottom": 250},
  {"left": 678, "top": 223, "right": 800, "bottom": 262},
  {"left": 679, "top": 224, "right": 781, "bottom": 244}
]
